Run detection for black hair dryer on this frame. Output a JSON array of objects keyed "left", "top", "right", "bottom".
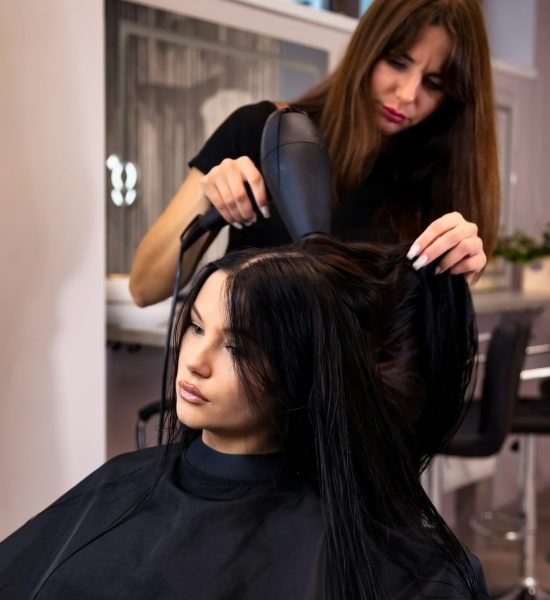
[{"left": 260, "top": 108, "right": 332, "bottom": 240}]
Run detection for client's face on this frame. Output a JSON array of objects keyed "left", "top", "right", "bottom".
[{"left": 176, "top": 270, "right": 277, "bottom": 455}]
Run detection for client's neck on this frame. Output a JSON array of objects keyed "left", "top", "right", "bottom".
[{"left": 202, "top": 429, "right": 280, "bottom": 455}]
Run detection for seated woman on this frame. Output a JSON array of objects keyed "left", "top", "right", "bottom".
[{"left": 0, "top": 237, "right": 486, "bottom": 599}]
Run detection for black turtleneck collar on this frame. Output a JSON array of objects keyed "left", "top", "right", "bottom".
[{"left": 185, "top": 436, "right": 282, "bottom": 481}]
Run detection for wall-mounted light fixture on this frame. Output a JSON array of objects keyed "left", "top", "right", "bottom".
[{"left": 106, "top": 154, "right": 138, "bottom": 207}]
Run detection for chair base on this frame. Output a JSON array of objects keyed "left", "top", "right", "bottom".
[
  {"left": 470, "top": 510, "right": 524, "bottom": 541},
  {"left": 494, "top": 579, "right": 550, "bottom": 600}
]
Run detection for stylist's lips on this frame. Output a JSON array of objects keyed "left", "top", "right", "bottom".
[
  {"left": 381, "top": 105, "right": 406, "bottom": 124},
  {"left": 179, "top": 381, "right": 209, "bottom": 405}
]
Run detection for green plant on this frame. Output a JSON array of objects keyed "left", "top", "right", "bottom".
[{"left": 493, "top": 223, "right": 550, "bottom": 264}]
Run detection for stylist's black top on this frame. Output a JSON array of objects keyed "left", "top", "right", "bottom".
[
  {"left": 0, "top": 438, "right": 487, "bottom": 599},
  {"left": 189, "top": 101, "right": 419, "bottom": 251}
]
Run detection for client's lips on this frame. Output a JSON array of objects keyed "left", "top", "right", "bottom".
[{"left": 179, "top": 381, "right": 209, "bottom": 404}]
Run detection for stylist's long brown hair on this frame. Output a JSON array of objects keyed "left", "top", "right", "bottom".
[{"left": 294, "top": 0, "right": 500, "bottom": 258}]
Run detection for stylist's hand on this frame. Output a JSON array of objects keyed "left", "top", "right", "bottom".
[
  {"left": 200, "top": 156, "right": 270, "bottom": 229},
  {"left": 407, "top": 212, "right": 486, "bottom": 279}
]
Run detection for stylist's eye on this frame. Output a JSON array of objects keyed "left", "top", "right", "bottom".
[
  {"left": 386, "top": 57, "right": 407, "bottom": 70},
  {"left": 424, "top": 76, "right": 444, "bottom": 92}
]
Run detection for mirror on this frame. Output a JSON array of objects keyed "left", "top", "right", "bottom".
[{"left": 105, "top": 0, "right": 328, "bottom": 275}]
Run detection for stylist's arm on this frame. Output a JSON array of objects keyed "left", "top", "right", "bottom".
[{"left": 129, "top": 159, "right": 268, "bottom": 307}]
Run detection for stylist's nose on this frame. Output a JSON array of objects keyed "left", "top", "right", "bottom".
[{"left": 396, "top": 73, "right": 421, "bottom": 104}]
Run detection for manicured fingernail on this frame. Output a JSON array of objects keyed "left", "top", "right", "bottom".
[
  {"left": 260, "top": 206, "right": 271, "bottom": 219},
  {"left": 244, "top": 215, "right": 257, "bottom": 227},
  {"left": 407, "top": 243, "right": 420, "bottom": 260},
  {"left": 412, "top": 255, "right": 428, "bottom": 270},
  {"left": 435, "top": 266, "right": 442, "bottom": 275},
  {"left": 232, "top": 222, "right": 243, "bottom": 230}
]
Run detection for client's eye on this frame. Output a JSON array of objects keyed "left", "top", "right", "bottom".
[{"left": 189, "top": 322, "right": 204, "bottom": 336}]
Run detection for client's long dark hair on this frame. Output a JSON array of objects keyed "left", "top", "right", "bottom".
[{"left": 166, "top": 236, "right": 479, "bottom": 599}]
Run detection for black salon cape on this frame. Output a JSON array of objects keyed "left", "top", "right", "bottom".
[{"left": 0, "top": 439, "right": 487, "bottom": 599}]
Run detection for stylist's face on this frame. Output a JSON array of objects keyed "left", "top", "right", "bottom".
[{"left": 371, "top": 25, "right": 450, "bottom": 135}]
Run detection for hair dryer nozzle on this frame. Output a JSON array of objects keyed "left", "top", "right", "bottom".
[{"left": 260, "top": 108, "right": 332, "bottom": 241}]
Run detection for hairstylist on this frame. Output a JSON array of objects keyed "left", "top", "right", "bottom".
[{"left": 130, "top": 0, "right": 499, "bottom": 307}]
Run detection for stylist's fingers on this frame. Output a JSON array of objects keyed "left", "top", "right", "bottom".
[
  {"left": 407, "top": 212, "right": 484, "bottom": 272},
  {"left": 200, "top": 167, "right": 240, "bottom": 228},
  {"left": 236, "top": 157, "right": 270, "bottom": 220},
  {"left": 201, "top": 160, "right": 248, "bottom": 228},
  {"left": 223, "top": 161, "right": 258, "bottom": 225},
  {"left": 440, "top": 236, "right": 486, "bottom": 275},
  {"left": 413, "top": 220, "right": 478, "bottom": 269},
  {"left": 200, "top": 157, "right": 269, "bottom": 228},
  {"left": 407, "top": 212, "right": 466, "bottom": 266}
]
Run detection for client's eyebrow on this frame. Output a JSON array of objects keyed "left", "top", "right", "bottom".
[{"left": 191, "top": 304, "right": 233, "bottom": 335}]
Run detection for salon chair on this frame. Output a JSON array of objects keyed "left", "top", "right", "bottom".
[
  {"left": 136, "top": 400, "right": 161, "bottom": 449},
  {"left": 426, "top": 321, "right": 531, "bottom": 511},
  {"left": 477, "top": 378, "right": 550, "bottom": 600}
]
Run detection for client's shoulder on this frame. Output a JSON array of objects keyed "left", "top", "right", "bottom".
[
  {"left": 99, "top": 443, "right": 180, "bottom": 480},
  {"left": 48, "top": 444, "right": 180, "bottom": 509}
]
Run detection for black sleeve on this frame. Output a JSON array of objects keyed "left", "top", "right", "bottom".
[{"left": 188, "top": 100, "right": 277, "bottom": 175}]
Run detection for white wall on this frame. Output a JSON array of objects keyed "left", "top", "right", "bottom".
[
  {"left": 534, "top": 0, "right": 550, "bottom": 229},
  {"left": 0, "top": 0, "right": 106, "bottom": 538},
  {"left": 484, "top": 0, "right": 537, "bottom": 71}
]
